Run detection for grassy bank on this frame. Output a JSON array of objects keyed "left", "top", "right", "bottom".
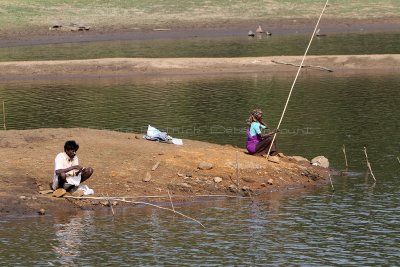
[{"left": 1, "top": 1, "right": 400, "bottom": 31}]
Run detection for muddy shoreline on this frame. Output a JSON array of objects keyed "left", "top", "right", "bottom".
[{"left": 1, "top": 17, "right": 399, "bottom": 48}]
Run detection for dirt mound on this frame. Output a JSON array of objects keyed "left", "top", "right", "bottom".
[{"left": 0, "top": 128, "right": 329, "bottom": 217}]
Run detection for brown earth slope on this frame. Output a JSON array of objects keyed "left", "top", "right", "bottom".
[{"left": 0, "top": 128, "right": 329, "bottom": 217}]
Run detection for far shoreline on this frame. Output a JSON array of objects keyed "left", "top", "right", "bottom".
[
  {"left": 0, "top": 17, "right": 399, "bottom": 48},
  {"left": 0, "top": 55, "right": 399, "bottom": 83}
]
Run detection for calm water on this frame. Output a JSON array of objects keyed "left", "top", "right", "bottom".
[
  {"left": 1, "top": 32, "right": 400, "bottom": 265},
  {"left": 1, "top": 32, "right": 400, "bottom": 61},
  {"left": 0, "top": 72, "right": 399, "bottom": 265}
]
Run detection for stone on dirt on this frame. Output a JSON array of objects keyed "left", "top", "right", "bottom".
[
  {"left": 213, "top": 177, "right": 223, "bottom": 183},
  {"left": 38, "top": 208, "right": 45, "bottom": 215},
  {"left": 198, "top": 162, "right": 214, "bottom": 170},
  {"left": 228, "top": 184, "right": 238, "bottom": 193},
  {"left": 288, "top": 156, "right": 310, "bottom": 163},
  {"left": 52, "top": 188, "right": 67, "bottom": 198},
  {"left": 151, "top": 161, "right": 160, "bottom": 171},
  {"left": 242, "top": 177, "right": 256, "bottom": 183},
  {"left": 143, "top": 172, "right": 152, "bottom": 182},
  {"left": 267, "top": 178, "right": 274, "bottom": 185},
  {"left": 311, "top": 156, "right": 329, "bottom": 168}
]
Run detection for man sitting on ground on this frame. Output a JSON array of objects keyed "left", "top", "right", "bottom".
[{"left": 52, "top": 140, "right": 94, "bottom": 191}]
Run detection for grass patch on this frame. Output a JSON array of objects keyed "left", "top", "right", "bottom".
[{"left": 0, "top": 1, "right": 399, "bottom": 31}]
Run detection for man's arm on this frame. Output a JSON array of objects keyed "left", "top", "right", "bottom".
[{"left": 55, "top": 165, "right": 83, "bottom": 176}]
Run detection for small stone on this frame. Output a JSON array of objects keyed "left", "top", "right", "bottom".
[
  {"left": 277, "top": 152, "right": 286, "bottom": 158},
  {"left": 112, "top": 201, "right": 118, "bottom": 206},
  {"left": 72, "top": 189, "right": 85, "bottom": 197},
  {"left": 198, "top": 162, "right": 214, "bottom": 170},
  {"left": 260, "top": 183, "right": 267, "bottom": 187},
  {"left": 151, "top": 161, "right": 160, "bottom": 171},
  {"left": 143, "top": 172, "right": 152, "bottom": 182},
  {"left": 268, "top": 156, "right": 280, "bottom": 164},
  {"left": 20, "top": 196, "right": 26, "bottom": 200},
  {"left": 213, "top": 177, "right": 223, "bottom": 183},
  {"left": 242, "top": 177, "right": 256, "bottom": 183},
  {"left": 267, "top": 179, "right": 274, "bottom": 185},
  {"left": 228, "top": 184, "right": 238, "bottom": 193},
  {"left": 288, "top": 156, "right": 310, "bottom": 163},
  {"left": 179, "top": 182, "right": 191, "bottom": 189},
  {"left": 100, "top": 201, "right": 109, "bottom": 206},
  {"left": 52, "top": 188, "right": 67, "bottom": 198},
  {"left": 311, "top": 156, "right": 329, "bottom": 168},
  {"left": 177, "top": 172, "right": 184, "bottom": 177},
  {"left": 256, "top": 25, "right": 264, "bottom": 33},
  {"left": 38, "top": 208, "right": 45, "bottom": 215},
  {"left": 31, "top": 196, "right": 37, "bottom": 200}
]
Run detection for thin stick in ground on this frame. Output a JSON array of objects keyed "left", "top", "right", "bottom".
[
  {"left": 342, "top": 144, "right": 348, "bottom": 170},
  {"left": 363, "top": 147, "right": 376, "bottom": 182},
  {"left": 328, "top": 173, "right": 335, "bottom": 192},
  {"left": 167, "top": 190, "right": 175, "bottom": 212},
  {"left": 105, "top": 193, "right": 115, "bottom": 216},
  {"left": 236, "top": 150, "right": 240, "bottom": 194},
  {"left": 2, "top": 101, "right": 6, "bottom": 130}
]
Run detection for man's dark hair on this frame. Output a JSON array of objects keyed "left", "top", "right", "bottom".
[{"left": 64, "top": 140, "right": 79, "bottom": 151}]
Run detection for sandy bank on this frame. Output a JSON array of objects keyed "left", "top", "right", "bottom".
[
  {"left": 0, "top": 55, "right": 399, "bottom": 83},
  {"left": 0, "top": 128, "right": 329, "bottom": 217}
]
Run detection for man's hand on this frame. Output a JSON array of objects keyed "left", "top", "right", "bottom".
[{"left": 73, "top": 165, "right": 83, "bottom": 175}]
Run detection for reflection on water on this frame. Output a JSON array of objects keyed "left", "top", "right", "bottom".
[
  {"left": 1, "top": 188, "right": 399, "bottom": 266},
  {"left": 52, "top": 213, "right": 94, "bottom": 265},
  {"left": 0, "top": 72, "right": 399, "bottom": 265}
]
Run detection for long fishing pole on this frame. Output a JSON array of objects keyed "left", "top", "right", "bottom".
[{"left": 267, "top": 0, "right": 330, "bottom": 158}]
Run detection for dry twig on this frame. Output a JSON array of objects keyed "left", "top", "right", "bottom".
[
  {"left": 2, "top": 101, "right": 6, "bottom": 130},
  {"left": 167, "top": 190, "right": 175, "bottom": 212},
  {"left": 342, "top": 144, "right": 348, "bottom": 169},
  {"left": 363, "top": 147, "right": 376, "bottom": 182},
  {"left": 64, "top": 195, "right": 205, "bottom": 227}
]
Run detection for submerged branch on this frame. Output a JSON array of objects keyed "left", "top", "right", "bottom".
[
  {"left": 64, "top": 195, "right": 206, "bottom": 228},
  {"left": 271, "top": 60, "right": 333, "bottom": 72}
]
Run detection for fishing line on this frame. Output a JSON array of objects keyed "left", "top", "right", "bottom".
[{"left": 267, "top": 0, "right": 330, "bottom": 157}]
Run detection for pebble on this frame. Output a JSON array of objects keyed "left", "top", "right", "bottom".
[
  {"left": 38, "top": 208, "right": 45, "bottom": 215},
  {"left": 198, "top": 162, "right": 214, "bottom": 170},
  {"left": 242, "top": 177, "right": 256, "bottom": 183},
  {"left": 143, "top": 172, "right": 152, "bottom": 182},
  {"left": 228, "top": 185, "right": 238, "bottom": 193},
  {"left": 213, "top": 177, "right": 223, "bottom": 183},
  {"left": 267, "top": 179, "right": 274, "bottom": 185}
]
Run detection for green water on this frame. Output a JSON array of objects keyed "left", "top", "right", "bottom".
[
  {"left": 1, "top": 32, "right": 400, "bottom": 61},
  {"left": 1, "top": 72, "right": 399, "bottom": 266},
  {"left": 0, "top": 32, "right": 399, "bottom": 265}
]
